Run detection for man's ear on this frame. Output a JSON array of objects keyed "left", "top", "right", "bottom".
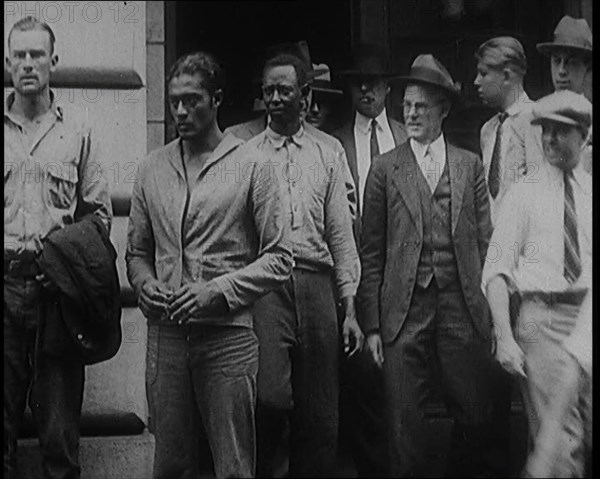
[
  {"left": 5, "top": 56, "right": 11, "bottom": 70},
  {"left": 300, "top": 84, "right": 310, "bottom": 99},
  {"left": 50, "top": 53, "right": 59, "bottom": 71},
  {"left": 212, "top": 89, "right": 224, "bottom": 108}
]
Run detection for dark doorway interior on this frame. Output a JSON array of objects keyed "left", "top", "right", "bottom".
[{"left": 174, "top": 1, "right": 353, "bottom": 130}]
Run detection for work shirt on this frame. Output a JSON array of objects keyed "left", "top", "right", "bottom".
[
  {"left": 4, "top": 92, "right": 112, "bottom": 254},
  {"left": 126, "top": 133, "right": 293, "bottom": 328},
  {"left": 480, "top": 91, "right": 537, "bottom": 224},
  {"left": 481, "top": 162, "right": 592, "bottom": 295},
  {"left": 245, "top": 125, "right": 360, "bottom": 299},
  {"left": 354, "top": 108, "right": 395, "bottom": 209}
]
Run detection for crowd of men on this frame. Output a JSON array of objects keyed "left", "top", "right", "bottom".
[{"left": 4, "top": 12, "right": 593, "bottom": 479}]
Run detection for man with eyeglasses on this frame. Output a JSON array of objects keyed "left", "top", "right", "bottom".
[
  {"left": 358, "top": 54, "right": 496, "bottom": 477},
  {"left": 126, "top": 51, "right": 293, "bottom": 478},
  {"left": 247, "top": 53, "right": 363, "bottom": 477}
]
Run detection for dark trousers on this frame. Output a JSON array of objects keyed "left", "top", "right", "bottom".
[
  {"left": 339, "top": 349, "right": 388, "bottom": 477},
  {"left": 253, "top": 269, "right": 339, "bottom": 477},
  {"left": 4, "top": 276, "right": 85, "bottom": 479},
  {"left": 383, "top": 279, "right": 495, "bottom": 478},
  {"left": 146, "top": 323, "right": 258, "bottom": 479}
]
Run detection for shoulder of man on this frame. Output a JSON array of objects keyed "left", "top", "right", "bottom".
[{"left": 304, "top": 123, "right": 344, "bottom": 152}]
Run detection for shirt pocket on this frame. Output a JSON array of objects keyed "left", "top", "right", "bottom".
[{"left": 43, "top": 162, "right": 79, "bottom": 210}]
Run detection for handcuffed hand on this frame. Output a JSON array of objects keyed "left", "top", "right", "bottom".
[
  {"left": 342, "top": 315, "right": 364, "bottom": 357},
  {"left": 168, "top": 281, "right": 226, "bottom": 324},
  {"left": 138, "top": 279, "right": 172, "bottom": 321}
]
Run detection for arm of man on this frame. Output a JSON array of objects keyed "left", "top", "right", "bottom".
[
  {"left": 125, "top": 160, "right": 170, "bottom": 321},
  {"left": 323, "top": 153, "right": 363, "bottom": 355},
  {"left": 357, "top": 156, "right": 388, "bottom": 366},
  {"left": 204, "top": 158, "right": 294, "bottom": 314},
  {"left": 482, "top": 184, "right": 528, "bottom": 377},
  {"left": 74, "top": 113, "right": 113, "bottom": 231},
  {"left": 334, "top": 142, "right": 358, "bottom": 223}
]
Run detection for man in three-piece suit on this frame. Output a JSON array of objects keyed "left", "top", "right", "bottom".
[
  {"left": 358, "top": 54, "right": 496, "bottom": 477},
  {"left": 333, "top": 43, "right": 407, "bottom": 479}
]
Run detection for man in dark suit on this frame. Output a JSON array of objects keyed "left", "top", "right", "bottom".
[
  {"left": 332, "top": 43, "right": 406, "bottom": 478},
  {"left": 358, "top": 54, "right": 496, "bottom": 477},
  {"left": 333, "top": 43, "right": 407, "bottom": 241}
]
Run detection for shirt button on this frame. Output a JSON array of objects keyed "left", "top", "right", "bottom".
[{"left": 77, "top": 333, "right": 84, "bottom": 340}]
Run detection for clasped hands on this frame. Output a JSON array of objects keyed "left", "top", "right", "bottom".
[{"left": 138, "top": 279, "right": 225, "bottom": 324}]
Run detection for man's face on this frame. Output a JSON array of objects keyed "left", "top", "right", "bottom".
[
  {"left": 6, "top": 29, "right": 57, "bottom": 96},
  {"left": 550, "top": 49, "right": 589, "bottom": 94},
  {"left": 168, "top": 73, "right": 220, "bottom": 140},
  {"left": 474, "top": 60, "right": 506, "bottom": 108},
  {"left": 305, "top": 90, "right": 333, "bottom": 130},
  {"left": 540, "top": 120, "right": 585, "bottom": 170},
  {"left": 262, "top": 65, "right": 304, "bottom": 127},
  {"left": 348, "top": 75, "right": 389, "bottom": 118},
  {"left": 403, "top": 84, "right": 448, "bottom": 144}
]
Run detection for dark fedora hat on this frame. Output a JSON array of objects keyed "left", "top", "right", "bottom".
[
  {"left": 338, "top": 43, "right": 397, "bottom": 77},
  {"left": 537, "top": 15, "right": 593, "bottom": 57},
  {"left": 393, "top": 54, "right": 461, "bottom": 98},
  {"left": 263, "top": 40, "right": 328, "bottom": 82}
]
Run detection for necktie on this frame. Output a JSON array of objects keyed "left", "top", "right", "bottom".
[
  {"left": 370, "top": 119, "right": 380, "bottom": 160},
  {"left": 423, "top": 146, "right": 439, "bottom": 193},
  {"left": 563, "top": 170, "right": 581, "bottom": 284},
  {"left": 488, "top": 111, "right": 508, "bottom": 199}
]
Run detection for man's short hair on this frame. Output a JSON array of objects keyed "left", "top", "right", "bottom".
[
  {"left": 8, "top": 16, "right": 56, "bottom": 54},
  {"left": 167, "top": 51, "right": 224, "bottom": 96},
  {"left": 475, "top": 36, "right": 527, "bottom": 77},
  {"left": 263, "top": 54, "right": 308, "bottom": 88}
]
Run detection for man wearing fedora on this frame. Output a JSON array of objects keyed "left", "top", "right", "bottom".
[
  {"left": 333, "top": 42, "right": 407, "bottom": 479},
  {"left": 482, "top": 90, "right": 592, "bottom": 477},
  {"left": 358, "top": 54, "right": 496, "bottom": 477},
  {"left": 508, "top": 15, "right": 593, "bottom": 177}
]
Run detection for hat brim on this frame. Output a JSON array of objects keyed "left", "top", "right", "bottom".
[
  {"left": 311, "top": 86, "right": 344, "bottom": 95},
  {"left": 536, "top": 42, "right": 593, "bottom": 57},
  {"left": 531, "top": 113, "right": 580, "bottom": 127},
  {"left": 392, "top": 76, "right": 461, "bottom": 98}
]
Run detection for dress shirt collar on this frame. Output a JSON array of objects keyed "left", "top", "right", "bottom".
[
  {"left": 265, "top": 124, "right": 306, "bottom": 149},
  {"left": 505, "top": 90, "right": 531, "bottom": 117},
  {"left": 355, "top": 108, "right": 389, "bottom": 134},
  {"left": 4, "top": 90, "right": 63, "bottom": 123},
  {"left": 409, "top": 132, "right": 446, "bottom": 161},
  {"left": 545, "top": 159, "right": 590, "bottom": 192}
]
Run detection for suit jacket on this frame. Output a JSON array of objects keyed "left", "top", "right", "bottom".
[
  {"left": 357, "top": 141, "right": 493, "bottom": 344},
  {"left": 333, "top": 116, "right": 408, "bottom": 240}
]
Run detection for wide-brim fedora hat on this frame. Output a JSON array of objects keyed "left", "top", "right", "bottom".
[
  {"left": 338, "top": 43, "right": 398, "bottom": 78},
  {"left": 536, "top": 15, "right": 593, "bottom": 57},
  {"left": 393, "top": 54, "right": 461, "bottom": 98},
  {"left": 311, "top": 64, "right": 343, "bottom": 95}
]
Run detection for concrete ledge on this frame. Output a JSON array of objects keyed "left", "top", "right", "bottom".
[{"left": 17, "top": 430, "right": 155, "bottom": 479}]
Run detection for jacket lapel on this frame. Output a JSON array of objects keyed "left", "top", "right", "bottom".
[
  {"left": 389, "top": 117, "right": 408, "bottom": 147},
  {"left": 391, "top": 145, "right": 422, "bottom": 232},
  {"left": 166, "top": 139, "right": 186, "bottom": 181},
  {"left": 447, "top": 143, "right": 466, "bottom": 235}
]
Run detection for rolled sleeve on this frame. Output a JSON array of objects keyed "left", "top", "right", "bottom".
[
  {"left": 75, "top": 115, "right": 113, "bottom": 232},
  {"left": 481, "top": 183, "right": 527, "bottom": 295}
]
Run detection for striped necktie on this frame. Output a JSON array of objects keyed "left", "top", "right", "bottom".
[
  {"left": 488, "top": 111, "right": 508, "bottom": 199},
  {"left": 563, "top": 170, "right": 581, "bottom": 284}
]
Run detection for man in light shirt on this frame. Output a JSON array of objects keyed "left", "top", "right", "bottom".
[
  {"left": 359, "top": 54, "right": 496, "bottom": 477},
  {"left": 482, "top": 90, "right": 592, "bottom": 477},
  {"left": 474, "top": 36, "right": 534, "bottom": 223}
]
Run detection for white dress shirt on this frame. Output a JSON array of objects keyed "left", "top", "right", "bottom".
[
  {"left": 480, "top": 90, "right": 536, "bottom": 224},
  {"left": 481, "top": 162, "right": 592, "bottom": 295},
  {"left": 409, "top": 133, "right": 447, "bottom": 192},
  {"left": 354, "top": 108, "right": 396, "bottom": 209}
]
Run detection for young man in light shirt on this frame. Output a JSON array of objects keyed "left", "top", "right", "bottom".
[
  {"left": 482, "top": 90, "right": 592, "bottom": 477},
  {"left": 474, "top": 36, "right": 534, "bottom": 223}
]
